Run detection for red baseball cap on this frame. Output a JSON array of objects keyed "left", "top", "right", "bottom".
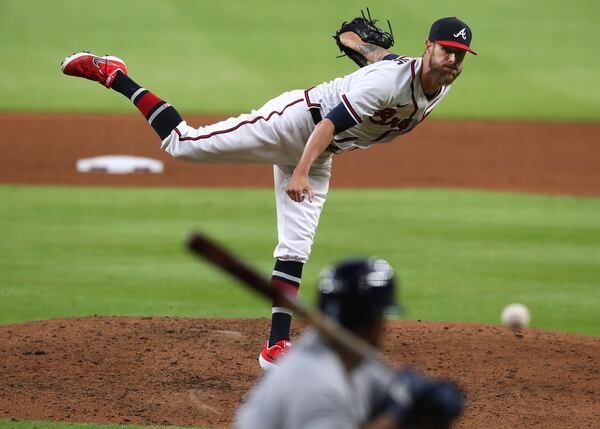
[{"left": 429, "top": 17, "right": 477, "bottom": 55}]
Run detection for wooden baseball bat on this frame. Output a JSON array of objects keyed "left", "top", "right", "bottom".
[
  {"left": 187, "top": 232, "right": 389, "bottom": 370},
  {"left": 187, "top": 233, "right": 469, "bottom": 426}
]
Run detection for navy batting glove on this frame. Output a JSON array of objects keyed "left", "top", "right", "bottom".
[
  {"left": 385, "top": 370, "right": 465, "bottom": 429},
  {"left": 385, "top": 369, "right": 428, "bottom": 422},
  {"left": 407, "top": 380, "right": 465, "bottom": 429}
]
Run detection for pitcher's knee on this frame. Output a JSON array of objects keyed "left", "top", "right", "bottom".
[
  {"left": 160, "top": 121, "right": 197, "bottom": 160},
  {"left": 273, "top": 243, "right": 311, "bottom": 264}
]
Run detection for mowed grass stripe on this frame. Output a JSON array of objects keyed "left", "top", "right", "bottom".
[
  {"left": 0, "top": 185, "right": 598, "bottom": 336},
  {"left": 0, "top": 0, "right": 598, "bottom": 119}
]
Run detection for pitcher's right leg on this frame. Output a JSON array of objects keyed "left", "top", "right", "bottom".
[
  {"left": 62, "top": 53, "right": 310, "bottom": 165},
  {"left": 61, "top": 52, "right": 183, "bottom": 140},
  {"left": 160, "top": 93, "right": 308, "bottom": 164}
]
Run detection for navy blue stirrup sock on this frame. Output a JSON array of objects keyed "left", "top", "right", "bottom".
[
  {"left": 112, "top": 71, "right": 182, "bottom": 140},
  {"left": 268, "top": 260, "right": 303, "bottom": 347}
]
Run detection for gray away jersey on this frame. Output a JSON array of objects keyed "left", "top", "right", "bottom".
[
  {"left": 234, "top": 330, "right": 390, "bottom": 429},
  {"left": 309, "top": 56, "right": 450, "bottom": 151}
]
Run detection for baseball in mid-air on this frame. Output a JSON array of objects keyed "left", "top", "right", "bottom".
[{"left": 501, "top": 303, "right": 530, "bottom": 329}]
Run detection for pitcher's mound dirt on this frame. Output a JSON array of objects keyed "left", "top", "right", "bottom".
[{"left": 0, "top": 317, "right": 598, "bottom": 428}]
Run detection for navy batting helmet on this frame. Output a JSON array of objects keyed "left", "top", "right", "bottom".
[{"left": 318, "top": 258, "right": 399, "bottom": 330}]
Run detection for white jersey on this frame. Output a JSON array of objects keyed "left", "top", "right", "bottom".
[
  {"left": 160, "top": 55, "right": 452, "bottom": 263},
  {"left": 235, "top": 330, "right": 390, "bottom": 429},
  {"left": 309, "top": 56, "right": 450, "bottom": 151}
]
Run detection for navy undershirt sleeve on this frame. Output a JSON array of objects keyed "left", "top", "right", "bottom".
[
  {"left": 324, "top": 102, "right": 358, "bottom": 134},
  {"left": 383, "top": 53, "right": 400, "bottom": 60}
]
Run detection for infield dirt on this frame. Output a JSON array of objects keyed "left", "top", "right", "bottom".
[
  {"left": 1, "top": 114, "right": 600, "bottom": 195},
  {"left": 0, "top": 317, "right": 598, "bottom": 429},
  {"left": 1, "top": 114, "right": 599, "bottom": 428}
]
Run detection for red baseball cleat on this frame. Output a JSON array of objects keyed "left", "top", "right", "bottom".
[
  {"left": 259, "top": 340, "right": 291, "bottom": 370},
  {"left": 61, "top": 52, "right": 127, "bottom": 88}
]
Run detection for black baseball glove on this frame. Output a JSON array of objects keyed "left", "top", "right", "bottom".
[{"left": 333, "top": 9, "right": 395, "bottom": 68}]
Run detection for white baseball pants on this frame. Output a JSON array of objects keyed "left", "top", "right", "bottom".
[{"left": 161, "top": 89, "right": 332, "bottom": 262}]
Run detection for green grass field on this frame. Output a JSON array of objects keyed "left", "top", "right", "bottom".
[
  {"left": 2, "top": 185, "right": 599, "bottom": 336},
  {"left": 0, "top": 0, "right": 599, "bottom": 120},
  {"left": 1, "top": 1, "right": 599, "bottom": 428}
]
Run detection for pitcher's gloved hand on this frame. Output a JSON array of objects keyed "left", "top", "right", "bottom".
[{"left": 333, "top": 9, "right": 394, "bottom": 67}]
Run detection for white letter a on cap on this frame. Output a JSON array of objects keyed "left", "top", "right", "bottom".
[{"left": 453, "top": 28, "right": 467, "bottom": 40}]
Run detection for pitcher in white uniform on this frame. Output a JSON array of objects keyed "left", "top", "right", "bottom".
[{"left": 60, "top": 16, "right": 476, "bottom": 369}]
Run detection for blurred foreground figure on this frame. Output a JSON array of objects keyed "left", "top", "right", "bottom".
[{"left": 235, "top": 258, "right": 465, "bottom": 429}]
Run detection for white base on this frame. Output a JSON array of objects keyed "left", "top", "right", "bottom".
[{"left": 76, "top": 155, "right": 163, "bottom": 174}]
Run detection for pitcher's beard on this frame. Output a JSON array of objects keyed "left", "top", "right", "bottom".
[{"left": 429, "top": 58, "right": 461, "bottom": 86}]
